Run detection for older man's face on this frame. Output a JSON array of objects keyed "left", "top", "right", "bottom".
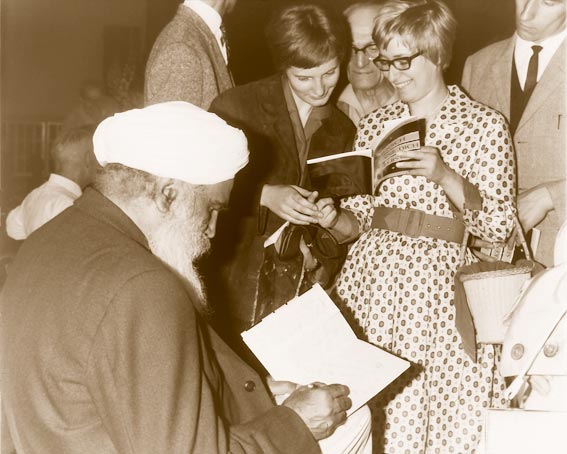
[
  {"left": 148, "top": 180, "right": 233, "bottom": 303},
  {"left": 346, "top": 6, "right": 384, "bottom": 91},
  {"left": 515, "top": 0, "right": 566, "bottom": 42}
]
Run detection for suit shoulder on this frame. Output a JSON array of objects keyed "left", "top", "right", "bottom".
[
  {"left": 210, "top": 76, "right": 279, "bottom": 121},
  {"left": 466, "top": 38, "right": 512, "bottom": 65},
  {"left": 213, "top": 76, "right": 276, "bottom": 103}
]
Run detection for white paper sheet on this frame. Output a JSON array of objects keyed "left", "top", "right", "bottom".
[{"left": 241, "top": 284, "right": 410, "bottom": 414}]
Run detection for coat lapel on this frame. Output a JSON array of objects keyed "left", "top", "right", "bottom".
[
  {"left": 492, "top": 38, "right": 515, "bottom": 119},
  {"left": 517, "top": 41, "right": 565, "bottom": 133},
  {"left": 259, "top": 77, "right": 301, "bottom": 172},
  {"left": 181, "top": 7, "right": 234, "bottom": 90}
]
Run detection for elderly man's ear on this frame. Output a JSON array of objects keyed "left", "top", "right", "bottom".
[{"left": 156, "top": 180, "right": 178, "bottom": 213}]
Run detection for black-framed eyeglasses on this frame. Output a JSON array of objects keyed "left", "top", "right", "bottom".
[
  {"left": 351, "top": 43, "right": 380, "bottom": 60},
  {"left": 372, "top": 52, "right": 422, "bottom": 71}
]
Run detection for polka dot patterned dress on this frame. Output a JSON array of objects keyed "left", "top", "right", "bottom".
[{"left": 335, "top": 86, "right": 516, "bottom": 454}]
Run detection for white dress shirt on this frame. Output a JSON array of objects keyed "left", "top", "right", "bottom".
[
  {"left": 6, "top": 174, "right": 82, "bottom": 240},
  {"left": 514, "top": 29, "right": 566, "bottom": 90},
  {"left": 183, "top": 0, "right": 228, "bottom": 64}
]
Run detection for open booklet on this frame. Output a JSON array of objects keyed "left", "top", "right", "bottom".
[
  {"left": 307, "top": 116, "right": 426, "bottom": 195},
  {"left": 241, "top": 284, "right": 410, "bottom": 415}
]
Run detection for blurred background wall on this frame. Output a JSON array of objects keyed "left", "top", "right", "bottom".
[{"left": 0, "top": 0, "right": 515, "bottom": 255}]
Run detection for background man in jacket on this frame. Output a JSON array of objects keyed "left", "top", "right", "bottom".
[
  {"left": 462, "top": 0, "right": 566, "bottom": 266},
  {"left": 144, "top": 0, "right": 235, "bottom": 108}
]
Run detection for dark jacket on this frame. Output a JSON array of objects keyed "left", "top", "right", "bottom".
[
  {"left": 209, "top": 75, "right": 364, "bottom": 330},
  {"left": 0, "top": 188, "right": 320, "bottom": 454}
]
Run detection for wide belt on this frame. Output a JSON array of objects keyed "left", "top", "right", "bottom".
[{"left": 371, "top": 207, "right": 465, "bottom": 243}]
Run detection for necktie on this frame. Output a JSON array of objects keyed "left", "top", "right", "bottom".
[{"left": 524, "top": 45, "right": 542, "bottom": 94}]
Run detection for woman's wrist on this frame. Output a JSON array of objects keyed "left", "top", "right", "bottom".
[{"left": 327, "top": 209, "right": 359, "bottom": 243}]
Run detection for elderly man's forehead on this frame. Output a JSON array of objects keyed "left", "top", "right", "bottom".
[{"left": 347, "top": 5, "right": 382, "bottom": 41}]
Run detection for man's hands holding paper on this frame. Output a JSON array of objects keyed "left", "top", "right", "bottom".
[
  {"left": 267, "top": 376, "right": 352, "bottom": 440},
  {"left": 282, "top": 382, "right": 352, "bottom": 440}
]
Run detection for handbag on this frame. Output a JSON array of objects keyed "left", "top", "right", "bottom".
[
  {"left": 454, "top": 210, "right": 540, "bottom": 361},
  {"left": 276, "top": 224, "right": 347, "bottom": 288}
]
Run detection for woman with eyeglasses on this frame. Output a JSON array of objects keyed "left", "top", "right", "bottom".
[
  {"left": 316, "top": 0, "right": 516, "bottom": 452},
  {"left": 209, "top": 2, "right": 367, "bottom": 332}
]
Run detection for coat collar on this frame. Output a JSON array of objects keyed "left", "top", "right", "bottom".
[
  {"left": 490, "top": 37, "right": 516, "bottom": 119},
  {"left": 75, "top": 188, "right": 150, "bottom": 251},
  {"left": 176, "top": 5, "right": 233, "bottom": 86},
  {"left": 517, "top": 40, "right": 565, "bottom": 133}
]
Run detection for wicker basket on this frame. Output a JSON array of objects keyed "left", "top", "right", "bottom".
[
  {"left": 457, "top": 211, "right": 534, "bottom": 344},
  {"left": 460, "top": 265, "right": 532, "bottom": 343}
]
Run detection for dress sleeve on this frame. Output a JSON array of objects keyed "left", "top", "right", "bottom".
[
  {"left": 461, "top": 112, "right": 516, "bottom": 242},
  {"left": 340, "top": 195, "right": 375, "bottom": 234}
]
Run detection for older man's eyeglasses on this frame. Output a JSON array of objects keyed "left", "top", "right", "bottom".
[
  {"left": 373, "top": 52, "right": 422, "bottom": 71},
  {"left": 351, "top": 43, "right": 380, "bottom": 60}
]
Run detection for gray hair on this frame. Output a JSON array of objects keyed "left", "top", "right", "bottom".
[{"left": 93, "top": 163, "right": 206, "bottom": 205}]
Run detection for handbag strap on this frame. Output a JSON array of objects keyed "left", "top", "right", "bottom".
[{"left": 458, "top": 205, "right": 531, "bottom": 266}]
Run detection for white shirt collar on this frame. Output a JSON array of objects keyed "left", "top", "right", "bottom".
[
  {"left": 183, "top": 0, "right": 228, "bottom": 64},
  {"left": 514, "top": 29, "right": 566, "bottom": 89},
  {"left": 48, "top": 173, "right": 82, "bottom": 198}
]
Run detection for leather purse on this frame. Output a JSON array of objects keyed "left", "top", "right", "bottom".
[{"left": 276, "top": 224, "right": 347, "bottom": 289}]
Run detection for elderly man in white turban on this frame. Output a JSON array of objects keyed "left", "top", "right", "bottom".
[{"left": 0, "top": 102, "right": 357, "bottom": 454}]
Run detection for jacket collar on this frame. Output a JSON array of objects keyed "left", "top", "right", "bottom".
[
  {"left": 75, "top": 188, "right": 150, "bottom": 251},
  {"left": 175, "top": 5, "right": 232, "bottom": 85},
  {"left": 491, "top": 37, "right": 516, "bottom": 119},
  {"left": 517, "top": 40, "right": 565, "bottom": 133}
]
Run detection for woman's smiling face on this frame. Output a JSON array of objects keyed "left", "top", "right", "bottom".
[{"left": 379, "top": 36, "right": 442, "bottom": 106}]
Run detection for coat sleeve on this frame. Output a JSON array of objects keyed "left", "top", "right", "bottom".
[{"left": 86, "top": 269, "right": 319, "bottom": 454}]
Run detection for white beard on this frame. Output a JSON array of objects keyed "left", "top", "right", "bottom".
[{"left": 147, "top": 206, "right": 212, "bottom": 315}]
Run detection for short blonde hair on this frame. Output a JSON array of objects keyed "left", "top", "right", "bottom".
[{"left": 372, "top": 0, "right": 457, "bottom": 70}]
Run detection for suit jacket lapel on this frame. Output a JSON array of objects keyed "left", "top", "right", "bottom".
[
  {"left": 181, "top": 7, "right": 234, "bottom": 90},
  {"left": 517, "top": 41, "right": 565, "bottom": 132},
  {"left": 492, "top": 38, "right": 515, "bottom": 119},
  {"left": 259, "top": 77, "right": 301, "bottom": 172}
]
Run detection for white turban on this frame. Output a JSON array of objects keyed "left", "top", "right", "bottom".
[{"left": 93, "top": 101, "right": 249, "bottom": 185}]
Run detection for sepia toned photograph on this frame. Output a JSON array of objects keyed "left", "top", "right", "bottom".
[{"left": 0, "top": 1, "right": 565, "bottom": 453}]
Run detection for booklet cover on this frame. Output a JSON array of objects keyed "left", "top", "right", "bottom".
[
  {"left": 306, "top": 116, "right": 426, "bottom": 195},
  {"left": 241, "top": 284, "right": 410, "bottom": 415}
]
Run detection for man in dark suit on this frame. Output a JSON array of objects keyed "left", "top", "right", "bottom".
[
  {"left": 144, "top": 0, "right": 235, "bottom": 108},
  {"left": 462, "top": 0, "right": 566, "bottom": 267},
  {"left": 0, "top": 102, "right": 352, "bottom": 453}
]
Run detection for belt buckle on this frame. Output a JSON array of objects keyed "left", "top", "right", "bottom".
[{"left": 403, "top": 209, "right": 425, "bottom": 238}]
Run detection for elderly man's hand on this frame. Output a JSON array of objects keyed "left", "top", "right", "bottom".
[
  {"left": 283, "top": 383, "right": 351, "bottom": 440},
  {"left": 261, "top": 185, "right": 321, "bottom": 225}
]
